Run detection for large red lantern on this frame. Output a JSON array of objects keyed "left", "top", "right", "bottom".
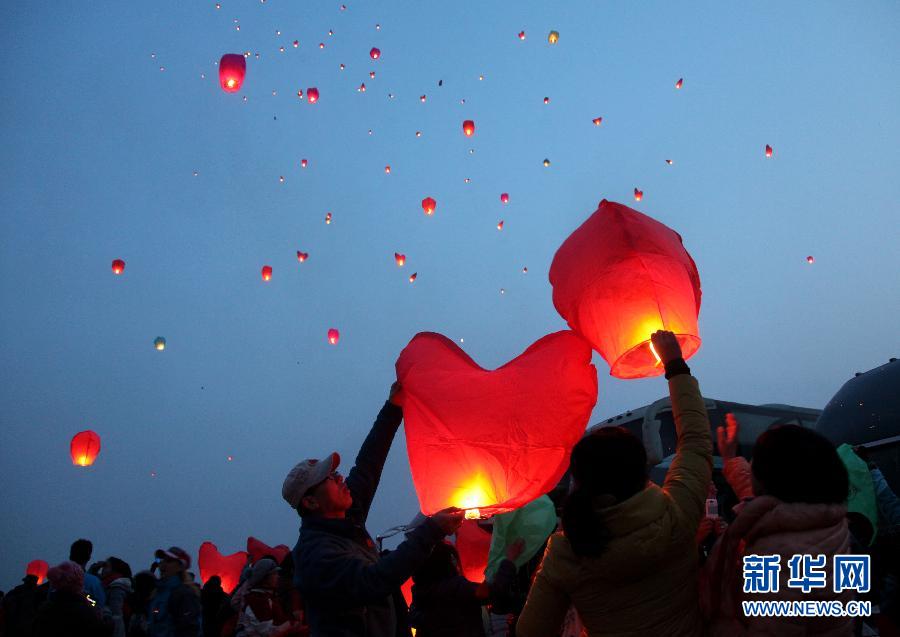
[
  {"left": 369, "top": 47, "right": 380, "bottom": 60},
  {"left": 26, "top": 559, "right": 49, "bottom": 584},
  {"left": 218, "top": 54, "right": 246, "bottom": 93},
  {"left": 395, "top": 252, "right": 406, "bottom": 266},
  {"left": 261, "top": 265, "right": 272, "bottom": 281},
  {"left": 246, "top": 537, "right": 290, "bottom": 565},
  {"left": 549, "top": 199, "right": 702, "bottom": 379},
  {"left": 198, "top": 542, "right": 247, "bottom": 594},
  {"left": 395, "top": 331, "right": 597, "bottom": 517},
  {"left": 111, "top": 259, "right": 125, "bottom": 275},
  {"left": 307, "top": 87, "right": 319, "bottom": 104},
  {"left": 455, "top": 520, "right": 492, "bottom": 583},
  {"left": 500, "top": 193, "right": 509, "bottom": 204},
  {"left": 462, "top": 120, "right": 475, "bottom": 137},
  {"left": 421, "top": 197, "right": 436, "bottom": 215},
  {"left": 70, "top": 430, "right": 101, "bottom": 467}
]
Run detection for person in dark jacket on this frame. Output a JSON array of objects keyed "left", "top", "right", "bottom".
[
  {"left": 1, "top": 574, "right": 42, "bottom": 637},
  {"left": 410, "top": 538, "right": 523, "bottom": 637},
  {"left": 199, "top": 576, "right": 225, "bottom": 637},
  {"left": 148, "top": 547, "right": 201, "bottom": 637},
  {"left": 282, "top": 381, "right": 464, "bottom": 637},
  {"left": 33, "top": 561, "right": 112, "bottom": 637},
  {"left": 70, "top": 538, "right": 107, "bottom": 609}
]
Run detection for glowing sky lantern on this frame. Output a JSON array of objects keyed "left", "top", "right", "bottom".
[
  {"left": 548, "top": 30, "right": 559, "bottom": 44},
  {"left": 543, "top": 158, "right": 551, "bottom": 167},
  {"left": 384, "top": 165, "right": 391, "bottom": 174},
  {"left": 154, "top": 337, "right": 166, "bottom": 351},
  {"left": 462, "top": 120, "right": 475, "bottom": 137},
  {"left": 765, "top": 144, "right": 773, "bottom": 158},
  {"left": 420, "top": 95, "right": 426, "bottom": 103},
  {"left": 325, "top": 212, "right": 332, "bottom": 224},
  {"left": 456, "top": 520, "right": 492, "bottom": 582},
  {"left": 550, "top": 199, "right": 702, "bottom": 379},
  {"left": 111, "top": 259, "right": 125, "bottom": 275},
  {"left": 807, "top": 255, "right": 815, "bottom": 264},
  {"left": 518, "top": 30, "right": 526, "bottom": 40},
  {"left": 497, "top": 220, "right": 504, "bottom": 231},
  {"left": 592, "top": 117, "right": 603, "bottom": 126},
  {"left": 666, "top": 159, "right": 674, "bottom": 165},
  {"left": 358, "top": 83, "right": 366, "bottom": 92},
  {"left": 261, "top": 265, "right": 272, "bottom": 281},
  {"left": 198, "top": 542, "right": 246, "bottom": 594},
  {"left": 70, "top": 430, "right": 101, "bottom": 467},
  {"left": 297, "top": 251, "right": 309, "bottom": 262},
  {"left": 395, "top": 331, "right": 597, "bottom": 516},
  {"left": 633, "top": 188, "right": 643, "bottom": 201},
  {"left": 675, "top": 77, "right": 684, "bottom": 89},
  {"left": 395, "top": 252, "right": 406, "bottom": 266},
  {"left": 369, "top": 47, "right": 380, "bottom": 60},
  {"left": 307, "top": 87, "right": 319, "bottom": 103},
  {"left": 246, "top": 537, "right": 290, "bottom": 565},
  {"left": 327, "top": 328, "right": 340, "bottom": 345},
  {"left": 26, "top": 560, "right": 49, "bottom": 585},
  {"left": 543, "top": 97, "right": 550, "bottom": 104},
  {"left": 422, "top": 197, "right": 436, "bottom": 215},
  {"left": 218, "top": 54, "right": 246, "bottom": 93},
  {"left": 409, "top": 272, "right": 417, "bottom": 283},
  {"left": 301, "top": 159, "right": 308, "bottom": 168},
  {"left": 500, "top": 193, "right": 509, "bottom": 204}
]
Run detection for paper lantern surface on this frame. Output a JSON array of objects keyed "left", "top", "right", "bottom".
[
  {"left": 198, "top": 542, "right": 247, "bottom": 594},
  {"left": 455, "top": 519, "right": 492, "bottom": 583},
  {"left": 26, "top": 559, "right": 49, "bottom": 584},
  {"left": 485, "top": 495, "right": 557, "bottom": 579},
  {"left": 70, "top": 430, "right": 101, "bottom": 466},
  {"left": 549, "top": 199, "right": 702, "bottom": 379},
  {"left": 395, "top": 331, "right": 597, "bottom": 516},
  {"left": 246, "top": 537, "right": 290, "bottom": 565},
  {"left": 218, "top": 54, "right": 246, "bottom": 93}
]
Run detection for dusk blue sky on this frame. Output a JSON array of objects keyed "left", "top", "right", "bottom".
[{"left": 2, "top": 1, "right": 898, "bottom": 587}]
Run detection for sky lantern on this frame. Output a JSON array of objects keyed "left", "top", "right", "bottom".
[
  {"left": 358, "top": 83, "right": 367, "bottom": 92},
  {"left": 807, "top": 255, "right": 815, "bottom": 264},
  {"left": 111, "top": 259, "right": 125, "bottom": 275},
  {"left": 765, "top": 144, "right": 774, "bottom": 157},
  {"left": 592, "top": 117, "right": 603, "bottom": 126},
  {"left": 455, "top": 520, "right": 492, "bottom": 582},
  {"left": 675, "top": 77, "right": 684, "bottom": 89},
  {"left": 70, "top": 430, "right": 101, "bottom": 467},
  {"left": 300, "top": 159, "right": 308, "bottom": 168},
  {"left": 307, "top": 87, "right": 319, "bottom": 103},
  {"left": 246, "top": 537, "right": 290, "bottom": 565},
  {"left": 543, "top": 97, "right": 550, "bottom": 105},
  {"left": 384, "top": 165, "right": 391, "bottom": 174},
  {"left": 261, "top": 265, "right": 272, "bottom": 281},
  {"left": 666, "top": 159, "right": 674, "bottom": 165},
  {"left": 218, "top": 54, "right": 246, "bottom": 93},
  {"left": 500, "top": 193, "right": 509, "bottom": 204},
  {"left": 395, "top": 252, "right": 406, "bottom": 266},
  {"left": 462, "top": 120, "right": 475, "bottom": 137},
  {"left": 325, "top": 212, "right": 332, "bottom": 224},
  {"left": 409, "top": 272, "right": 417, "bottom": 283},
  {"left": 518, "top": 30, "right": 526, "bottom": 40},
  {"left": 633, "top": 188, "right": 643, "bottom": 201},
  {"left": 422, "top": 197, "right": 436, "bottom": 215},
  {"left": 395, "top": 331, "right": 597, "bottom": 516},
  {"left": 369, "top": 47, "right": 380, "bottom": 59},
  {"left": 297, "top": 251, "right": 309, "bottom": 262},
  {"left": 26, "top": 560, "right": 49, "bottom": 584},
  {"left": 154, "top": 337, "right": 166, "bottom": 351},
  {"left": 327, "top": 328, "right": 340, "bottom": 345},
  {"left": 548, "top": 30, "right": 559, "bottom": 44},
  {"left": 543, "top": 158, "right": 551, "bottom": 167},
  {"left": 497, "top": 220, "right": 504, "bottom": 231},
  {"left": 550, "top": 199, "right": 702, "bottom": 379},
  {"left": 198, "top": 542, "right": 247, "bottom": 594}
]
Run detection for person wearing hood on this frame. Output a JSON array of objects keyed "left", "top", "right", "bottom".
[
  {"left": 516, "top": 330, "right": 714, "bottom": 636},
  {"left": 33, "top": 561, "right": 112, "bottom": 636},
  {"left": 701, "top": 414, "right": 854, "bottom": 635},
  {"left": 101, "top": 557, "right": 133, "bottom": 637},
  {"left": 148, "top": 547, "right": 201, "bottom": 637},
  {"left": 235, "top": 558, "right": 307, "bottom": 636}
]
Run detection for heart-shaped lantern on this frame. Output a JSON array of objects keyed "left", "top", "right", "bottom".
[
  {"left": 455, "top": 519, "right": 492, "bottom": 583},
  {"left": 396, "top": 331, "right": 597, "bottom": 517},
  {"left": 246, "top": 537, "right": 291, "bottom": 565},
  {"left": 550, "top": 199, "right": 702, "bottom": 379},
  {"left": 198, "top": 542, "right": 248, "bottom": 594}
]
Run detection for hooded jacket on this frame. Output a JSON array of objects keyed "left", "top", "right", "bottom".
[{"left": 517, "top": 371, "right": 713, "bottom": 637}]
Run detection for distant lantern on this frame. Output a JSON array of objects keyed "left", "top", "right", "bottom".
[
  {"left": 70, "top": 430, "right": 101, "bottom": 467},
  {"left": 325, "top": 212, "right": 332, "bottom": 224},
  {"left": 806, "top": 255, "right": 815, "bottom": 264},
  {"left": 395, "top": 253, "right": 406, "bottom": 266},
  {"left": 543, "top": 158, "right": 551, "bottom": 167},
  {"left": 296, "top": 89, "right": 303, "bottom": 99},
  {"left": 307, "top": 87, "right": 319, "bottom": 103},
  {"left": 219, "top": 54, "right": 246, "bottom": 93},
  {"left": 26, "top": 560, "right": 49, "bottom": 585},
  {"left": 592, "top": 117, "right": 603, "bottom": 126},
  {"left": 665, "top": 159, "right": 674, "bottom": 165},
  {"left": 420, "top": 95, "right": 426, "bottom": 102},
  {"left": 384, "top": 165, "right": 391, "bottom": 174},
  {"left": 500, "top": 193, "right": 509, "bottom": 204},
  {"left": 765, "top": 144, "right": 773, "bottom": 158},
  {"left": 293, "top": 40, "right": 299, "bottom": 48},
  {"left": 358, "top": 83, "right": 366, "bottom": 92},
  {"left": 327, "top": 328, "right": 340, "bottom": 345},
  {"left": 550, "top": 199, "right": 702, "bottom": 379},
  {"left": 518, "top": 30, "right": 526, "bottom": 40},
  {"left": 154, "top": 337, "right": 166, "bottom": 351},
  {"left": 543, "top": 97, "right": 550, "bottom": 104},
  {"left": 370, "top": 47, "right": 380, "bottom": 59},
  {"left": 633, "top": 188, "right": 643, "bottom": 201},
  {"left": 297, "top": 251, "right": 309, "bottom": 262},
  {"left": 111, "top": 259, "right": 125, "bottom": 275},
  {"left": 409, "top": 272, "right": 417, "bottom": 283},
  {"left": 462, "top": 120, "right": 475, "bottom": 137},
  {"left": 675, "top": 77, "right": 684, "bottom": 89},
  {"left": 369, "top": 71, "right": 375, "bottom": 79},
  {"left": 261, "top": 266, "right": 272, "bottom": 281},
  {"left": 548, "top": 30, "right": 559, "bottom": 44},
  {"left": 422, "top": 197, "right": 437, "bottom": 215},
  {"left": 301, "top": 159, "right": 308, "bottom": 168},
  {"left": 497, "top": 220, "right": 504, "bottom": 231}
]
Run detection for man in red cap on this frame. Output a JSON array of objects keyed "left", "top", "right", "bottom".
[
  {"left": 283, "top": 382, "right": 463, "bottom": 636},
  {"left": 148, "top": 546, "right": 201, "bottom": 637}
]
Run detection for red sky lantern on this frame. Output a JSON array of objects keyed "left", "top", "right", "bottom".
[
  {"left": 633, "top": 188, "right": 643, "bottom": 201},
  {"left": 765, "top": 144, "right": 773, "bottom": 157},
  {"left": 358, "top": 83, "right": 366, "bottom": 92},
  {"left": 325, "top": 212, "right": 332, "bottom": 224},
  {"left": 543, "top": 97, "right": 550, "bottom": 104},
  {"left": 198, "top": 542, "right": 247, "bottom": 594},
  {"left": 497, "top": 220, "right": 504, "bottom": 231},
  {"left": 370, "top": 47, "right": 380, "bottom": 59},
  {"left": 422, "top": 197, "right": 436, "bottom": 215},
  {"left": 675, "top": 77, "right": 684, "bottom": 89},
  {"left": 297, "top": 251, "right": 308, "bottom": 262},
  {"left": 261, "top": 265, "right": 272, "bottom": 281},
  {"left": 550, "top": 199, "right": 702, "bottom": 379},
  {"left": 409, "top": 272, "right": 417, "bottom": 283},
  {"left": 500, "top": 193, "right": 509, "bottom": 204},
  {"left": 301, "top": 159, "right": 308, "bottom": 168},
  {"left": 70, "top": 430, "right": 101, "bottom": 467},
  {"left": 395, "top": 253, "right": 406, "bottom": 266},
  {"left": 395, "top": 331, "right": 597, "bottom": 516},
  {"left": 307, "top": 87, "right": 319, "bottom": 103},
  {"left": 111, "top": 259, "right": 125, "bottom": 275},
  {"left": 327, "top": 328, "right": 340, "bottom": 345},
  {"left": 462, "top": 120, "right": 475, "bottom": 137},
  {"left": 456, "top": 520, "right": 492, "bottom": 582},
  {"left": 666, "top": 159, "right": 674, "bottom": 165},
  {"left": 26, "top": 559, "right": 49, "bottom": 584},
  {"left": 219, "top": 54, "right": 246, "bottom": 93},
  {"left": 296, "top": 89, "right": 303, "bottom": 99},
  {"left": 246, "top": 537, "right": 290, "bottom": 565},
  {"left": 806, "top": 255, "right": 815, "bottom": 264},
  {"left": 592, "top": 117, "right": 603, "bottom": 126},
  {"left": 384, "top": 165, "right": 391, "bottom": 174},
  {"left": 518, "top": 30, "right": 526, "bottom": 40}
]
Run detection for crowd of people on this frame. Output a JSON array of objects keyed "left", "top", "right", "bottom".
[{"left": 2, "top": 331, "right": 898, "bottom": 636}]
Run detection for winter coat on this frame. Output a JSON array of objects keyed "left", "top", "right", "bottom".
[
  {"left": 106, "top": 577, "right": 133, "bottom": 637},
  {"left": 293, "top": 401, "right": 444, "bottom": 637},
  {"left": 0, "top": 579, "right": 43, "bottom": 637},
  {"left": 702, "top": 457, "right": 854, "bottom": 636},
  {"left": 32, "top": 589, "right": 112, "bottom": 637},
  {"left": 517, "top": 372, "right": 713, "bottom": 637},
  {"left": 148, "top": 575, "right": 201, "bottom": 637}
]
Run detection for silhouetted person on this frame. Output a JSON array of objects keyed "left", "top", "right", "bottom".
[
  {"left": 33, "top": 561, "right": 112, "bottom": 637},
  {"left": 70, "top": 538, "right": 107, "bottom": 608}
]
